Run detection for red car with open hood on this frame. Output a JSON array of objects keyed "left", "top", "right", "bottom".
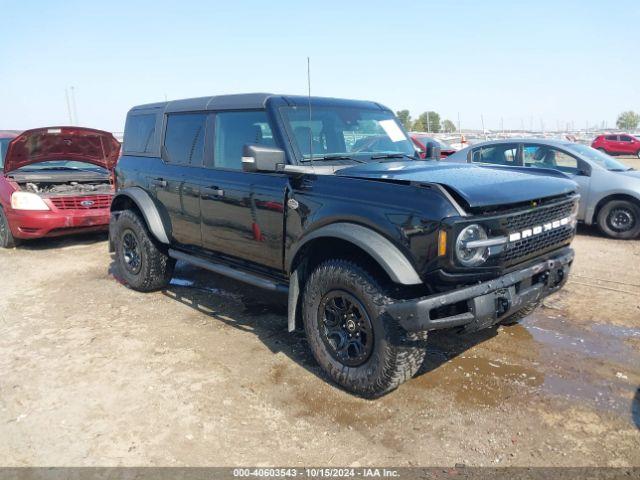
[{"left": 0, "top": 127, "right": 120, "bottom": 248}]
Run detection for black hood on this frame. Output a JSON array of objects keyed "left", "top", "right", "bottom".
[{"left": 336, "top": 161, "right": 577, "bottom": 209}]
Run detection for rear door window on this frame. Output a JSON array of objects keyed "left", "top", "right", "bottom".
[
  {"left": 163, "top": 113, "right": 206, "bottom": 166},
  {"left": 124, "top": 114, "right": 156, "bottom": 153},
  {"left": 620, "top": 135, "right": 633, "bottom": 142}
]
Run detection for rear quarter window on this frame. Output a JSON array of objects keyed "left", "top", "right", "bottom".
[{"left": 123, "top": 114, "right": 157, "bottom": 154}]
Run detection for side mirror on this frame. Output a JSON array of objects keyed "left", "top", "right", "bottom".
[
  {"left": 424, "top": 142, "right": 441, "bottom": 160},
  {"left": 242, "top": 144, "right": 285, "bottom": 173}
]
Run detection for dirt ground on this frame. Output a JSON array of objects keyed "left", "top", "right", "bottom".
[{"left": 1, "top": 162, "right": 639, "bottom": 467}]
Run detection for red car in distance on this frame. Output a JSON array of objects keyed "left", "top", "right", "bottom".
[
  {"left": 0, "top": 127, "right": 120, "bottom": 248},
  {"left": 591, "top": 134, "right": 640, "bottom": 158},
  {"left": 410, "top": 134, "right": 457, "bottom": 159}
]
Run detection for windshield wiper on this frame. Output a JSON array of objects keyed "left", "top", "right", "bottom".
[
  {"left": 304, "top": 155, "right": 366, "bottom": 164},
  {"left": 370, "top": 153, "right": 418, "bottom": 161}
]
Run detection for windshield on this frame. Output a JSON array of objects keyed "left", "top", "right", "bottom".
[
  {"left": 565, "top": 144, "right": 632, "bottom": 171},
  {"left": 280, "top": 106, "right": 417, "bottom": 162},
  {"left": 0, "top": 138, "right": 12, "bottom": 168},
  {"left": 13, "top": 160, "right": 108, "bottom": 173}
]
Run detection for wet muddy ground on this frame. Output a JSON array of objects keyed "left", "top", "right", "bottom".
[{"left": 1, "top": 197, "right": 639, "bottom": 466}]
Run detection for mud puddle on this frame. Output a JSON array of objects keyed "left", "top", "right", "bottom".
[
  {"left": 405, "top": 311, "right": 639, "bottom": 424},
  {"left": 522, "top": 314, "right": 640, "bottom": 366}
]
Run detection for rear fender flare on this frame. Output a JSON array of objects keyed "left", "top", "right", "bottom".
[{"left": 110, "top": 187, "right": 170, "bottom": 244}]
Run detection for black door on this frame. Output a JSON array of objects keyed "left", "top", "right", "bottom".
[
  {"left": 199, "top": 110, "right": 287, "bottom": 270},
  {"left": 151, "top": 112, "right": 207, "bottom": 248}
]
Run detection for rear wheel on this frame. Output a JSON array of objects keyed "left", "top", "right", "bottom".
[
  {"left": 0, "top": 208, "right": 19, "bottom": 249},
  {"left": 113, "top": 210, "right": 175, "bottom": 291},
  {"left": 302, "top": 259, "right": 427, "bottom": 398},
  {"left": 597, "top": 200, "right": 640, "bottom": 239},
  {"left": 636, "top": 149, "right": 640, "bottom": 159}
]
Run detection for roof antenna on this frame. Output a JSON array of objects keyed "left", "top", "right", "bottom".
[{"left": 307, "top": 57, "right": 314, "bottom": 166}]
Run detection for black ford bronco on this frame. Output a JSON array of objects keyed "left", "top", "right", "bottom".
[{"left": 110, "top": 93, "right": 578, "bottom": 397}]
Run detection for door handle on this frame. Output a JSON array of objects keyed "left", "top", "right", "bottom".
[
  {"left": 202, "top": 186, "right": 225, "bottom": 197},
  {"left": 151, "top": 178, "right": 167, "bottom": 188}
]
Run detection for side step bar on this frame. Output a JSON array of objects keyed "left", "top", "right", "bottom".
[{"left": 168, "top": 249, "right": 289, "bottom": 294}]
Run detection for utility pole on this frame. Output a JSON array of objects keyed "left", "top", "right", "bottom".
[
  {"left": 70, "top": 86, "right": 79, "bottom": 125},
  {"left": 65, "top": 88, "right": 73, "bottom": 125},
  {"left": 481, "top": 114, "right": 486, "bottom": 139},
  {"left": 426, "top": 111, "right": 430, "bottom": 133}
]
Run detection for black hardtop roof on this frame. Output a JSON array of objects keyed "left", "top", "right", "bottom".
[{"left": 129, "top": 93, "right": 388, "bottom": 114}]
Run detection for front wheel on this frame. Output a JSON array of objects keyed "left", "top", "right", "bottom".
[
  {"left": 596, "top": 200, "right": 640, "bottom": 239},
  {"left": 636, "top": 149, "right": 640, "bottom": 159},
  {"left": 302, "top": 259, "right": 427, "bottom": 398},
  {"left": 0, "top": 208, "right": 19, "bottom": 249},
  {"left": 113, "top": 210, "right": 175, "bottom": 291}
]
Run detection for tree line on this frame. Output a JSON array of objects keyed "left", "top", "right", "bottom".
[
  {"left": 396, "top": 110, "right": 640, "bottom": 133},
  {"left": 395, "top": 110, "right": 457, "bottom": 133},
  {"left": 616, "top": 111, "right": 639, "bottom": 131}
]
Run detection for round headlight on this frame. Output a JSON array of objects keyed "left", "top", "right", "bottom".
[{"left": 455, "top": 224, "right": 489, "bottom": 267}]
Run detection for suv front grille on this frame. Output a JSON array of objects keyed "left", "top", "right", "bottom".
[
  {"left": 497, "top": 198, "right": 576, "bottom": 266},
  {"left": 50, "top": 195, "right": 113, "bottom": 210},
  {"left": 499, "top": 200, "right": 575, "bottom": 232}
]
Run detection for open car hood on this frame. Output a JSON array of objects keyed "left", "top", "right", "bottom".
[
  {"left": 3, "top": 127, "right": 120, "bottom": 174},
  {"left": 337, "top": 161, "right": 577, "bottom": 209}
]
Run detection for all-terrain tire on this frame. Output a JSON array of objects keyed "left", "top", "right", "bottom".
[
  {"left": 596, "top": 200, "right": 640, "bottom": 240},
  {"left": 302, "top": 259, "right": 427, "bottom": 398},
  {"left": 113, "top": 209, "right": 175, "bottom": 291},
  {"left": 0, "top": 207, "right": 19, "bottom": 248},
  {"left": 499, "top": 301, "right": 541, "bottom": 326}
]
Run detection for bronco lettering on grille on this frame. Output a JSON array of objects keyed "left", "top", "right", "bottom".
[{"left": 508, "top": 216, "right": 572, "bottom": 242}]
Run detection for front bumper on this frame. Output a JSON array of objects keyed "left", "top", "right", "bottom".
[
  {"left": 6, "top": 208, "right": 110, "bottom": 239},
  {"left": 386, "top": 247, "right": 574, "bottom": 332}
]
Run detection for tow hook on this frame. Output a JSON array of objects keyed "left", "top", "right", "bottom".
[{"left": 495, "top": 294, "right": 511, "bottom": 317}]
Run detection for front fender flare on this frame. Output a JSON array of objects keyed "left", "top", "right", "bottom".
[
  {"left": 111, "top": 187, "right": 170, "bottom": 244},
  {"left": 287, "top": 222, "right": 422, "bottom": 285}
]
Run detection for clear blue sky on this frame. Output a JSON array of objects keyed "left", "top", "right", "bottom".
[{"left": 1, "top": 0, "right": 638, "bottom": 132}]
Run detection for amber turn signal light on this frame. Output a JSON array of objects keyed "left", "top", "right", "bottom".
[{"left": 438, "top": 230, "right": 447, "bottom": 256}]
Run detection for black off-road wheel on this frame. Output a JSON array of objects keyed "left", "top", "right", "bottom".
[
  {"left": 113, "top": 210, "right": 175, "bottom": 291},
  {"left": 0, "top": 208, "right": 19, "bottom": 249},
  {"left": 302, "top": 259, "right": 427, "bottom": 398},
  {"left": 596, "top": 200, "right": 640, "bottom": 239},
  {"left": 499, "top": 301, "right": 541, "bottom": 326}
]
